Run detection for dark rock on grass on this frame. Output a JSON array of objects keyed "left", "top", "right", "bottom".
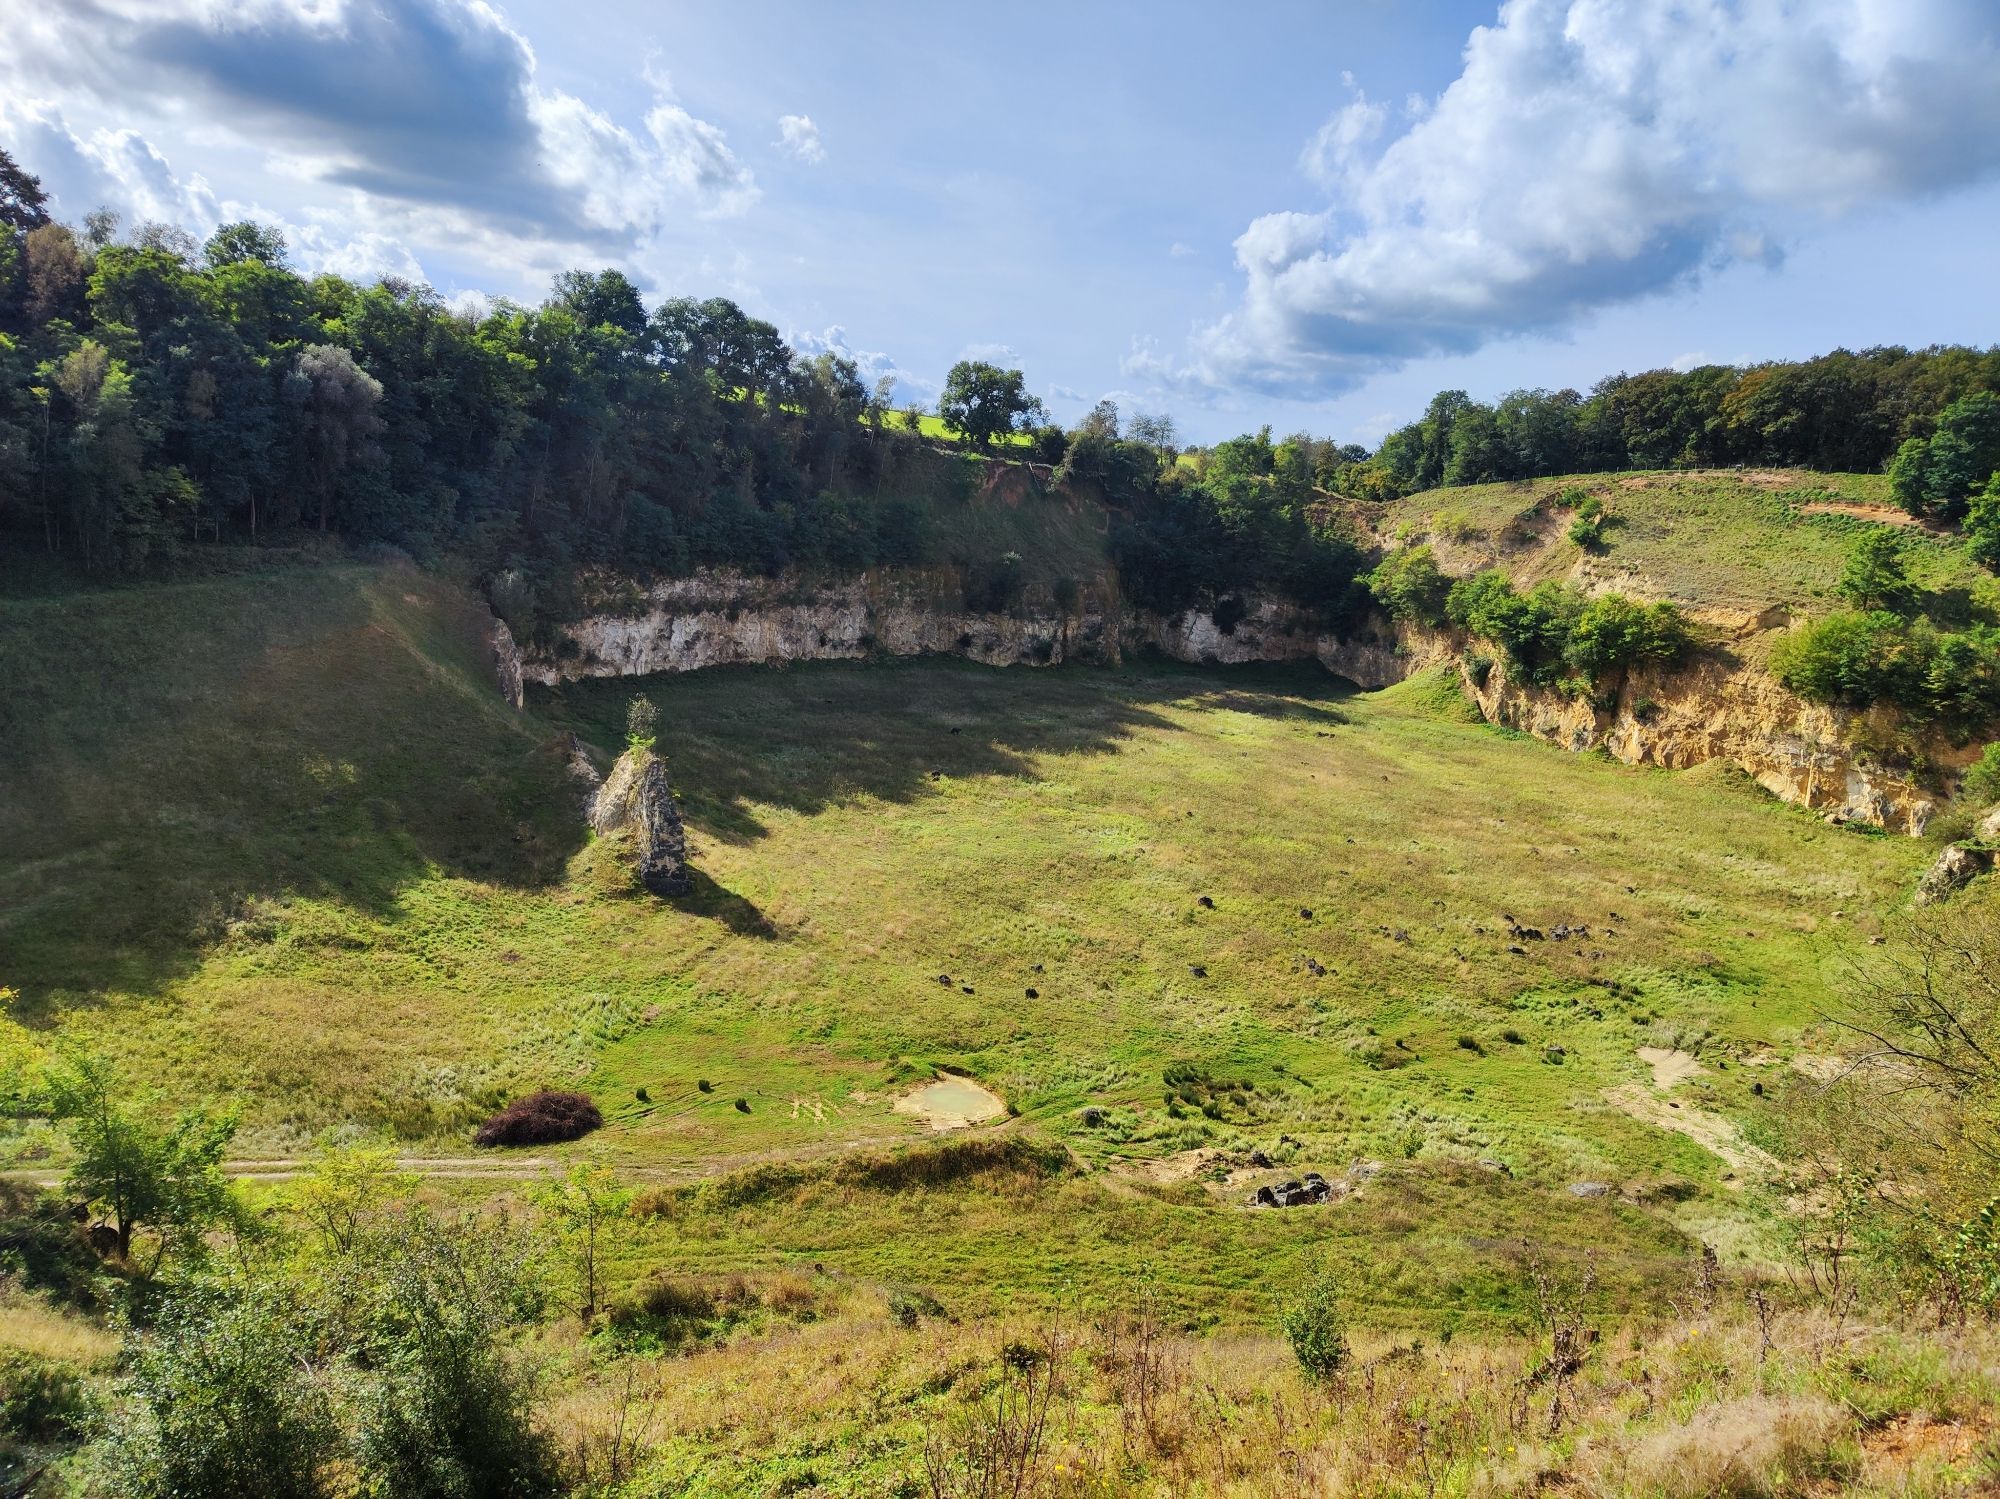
[
  {"left": 1025, "top": 987, "right": 1039, "bottom": 998},
  {"left": 1196, "top": 895, "right": 1214, "bottom": 909},
  {"left": 475, "top": 1090, "right": 603, "bottom": 1148},
  {"left": 591, "top": 747, "right": 690, "bottom": 897},
  {"left": 1188, "top": 964, "right": 1207, "bottom": 978}
]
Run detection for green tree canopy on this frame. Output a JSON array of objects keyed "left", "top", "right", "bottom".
[{"left": 937, "top": 360, "right": 1043, "bottom": 448}]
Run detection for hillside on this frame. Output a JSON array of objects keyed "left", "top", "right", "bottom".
[
  {"left": 1370, "top": 469, "right": 1996, "bottom": 619},
  {"left": 2, "top": 497, "right": 1998, "bottom": 1493},
  {"left": 0, "top": 555, "right": 1961, "bottom": 1267}
]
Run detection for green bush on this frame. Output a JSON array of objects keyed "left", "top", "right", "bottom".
[
  {"left": 1963, "top": 743, "right": 2000, "bottom": 806},
  {"left": 357, "top": 1214, "right": 560, "bottom": 1499},
  {"left": 1968, "top": 479, "right": 2000, "bottom": 572},
  {"left": 1278, "top": 1256, "right": 1349, "bottom": 1383},
  {"left": 1445, "top": 571, "right": 1690, "bottom": 686},
  {"left": 1366, "top": 544, "right": 1450, "bottom": 626},
  {"left": 1836, "top": 530, "right": 1918, "bottom": 615},
  {"left": 0, "top": 1347, "right": 91, "bottom": 1443},
  {"left": 106, "top": 1289, "right": 341, "bottom": 1499},
  {"left": 1771, "top": 612, "right": 2000, "bottom": 732}
]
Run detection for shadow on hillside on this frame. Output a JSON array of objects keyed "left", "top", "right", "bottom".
[
  {"left": 0, "top": 568, "right": 589, "bottom": 1008},
  {"left": 680, "top": 870, "right": 783, "bottom": 940},
  {"left": 533, "top": 657, "right": 1350, "bottom": 847}
]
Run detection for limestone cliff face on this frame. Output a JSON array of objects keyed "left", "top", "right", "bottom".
[
  {"left": 521, "top": 566, "right": 1954, "bottom": 834},
  {"left": 1467, "top": 649, "right": 1961, "bottom": 834},
  {"left": 520, "top": 568, "right": 1424, "bottom": 686}
]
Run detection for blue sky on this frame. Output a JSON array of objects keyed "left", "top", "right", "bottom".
[{"left": 5, "top": 0, "right": 2000, "bottom": 442}]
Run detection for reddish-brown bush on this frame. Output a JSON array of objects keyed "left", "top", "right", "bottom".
[{"left": 474, "top": 1090, "right": 603, "bottom": 1148}]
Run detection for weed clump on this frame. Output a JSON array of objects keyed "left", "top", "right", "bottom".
[{"left": 473, "top": 1090, "right": 602, "bottom": 1148}]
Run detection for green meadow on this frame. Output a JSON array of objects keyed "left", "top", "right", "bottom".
[{"left": 0, "top": 560, "right": 1935, "bottom": 1321}]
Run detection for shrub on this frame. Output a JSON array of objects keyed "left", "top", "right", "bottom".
[
  {"left": 1567, "top": 513, "right": 1605, "bottom": 549},
  {"left": 625, "top": 695, "right": 659, "bottom": 749},
  {"left": 105, "top": 1288, "right": 341, "bottom": 1499},
  {"left": 1769, "top": 611, "right": 1911, "bottom": 709},
  {"left": 357, "top": 1213, "right": 559, "bottom": 1499},
  {"left": 1963, "top": 743, "right": 2000, "bottom": 806},
  {"left": 1968, "top": 478, "right": 2000, "bottom": 571},
  {"left": 1278, "top": 1256, "right": 1348, "bottom": 1382},
  {"left": 1564, "top": 594, "right": 1693, "bottom": 679},
  {"left": 0, "top": 1347, "right": 91, "bottom": 1443},
  {"left": 1448, "top": 571, "right": 1687, "bottom": 686},
  {"left": 1366, "top": 544, "right": 1451, "bottom": 626},
  {"left": 611, "top": 1272, "right": 716, "bottom": 1334},
  {"left": 1772, "top": 612, "right": 2000, "bottom": 731},
  {"left": 1835, "top": 531, "right": 1918, "bottom": 615},
  {"left": 887, "top": 1286, "right": 945, "bottom": 1328},
  {"left": 473, "top": 1091, "right": 602, "bottom": 1148}
]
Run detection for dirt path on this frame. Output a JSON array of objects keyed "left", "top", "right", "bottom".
[
  {"left": 0, "top": 1156, "right": 562, "bottom": 1188},
  {"left": 1796, "top": 500, "right": 1953, "bottom": 536}
]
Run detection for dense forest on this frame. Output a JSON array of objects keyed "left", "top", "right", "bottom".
[{"left": 3, "top": 147, "right": 1999, "bottom": 630}]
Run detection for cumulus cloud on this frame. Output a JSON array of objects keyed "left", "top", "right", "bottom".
[
  {"left": 776, "top": 114, "right": 825, "bottom": 165},
  {"left": 1, "top": 0, "right": 757, "bottom": 255},
  {"left": 789, "top": 325, "right": 932, "bottom": 403},
  {"left": 0, "top": 98, "right": 219, "bottom": 230},
  {"left": 1167, "top": 0, "right": 2000, "bottom": 396}
]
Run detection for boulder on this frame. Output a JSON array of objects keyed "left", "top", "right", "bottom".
[
  {"left": 591, "top": 747, "right": 691, "bottom": 896},
  {"left": 1915, "top": 842, "right": 1995, "bottom": 906},
  {"left": 1568, "top": 1181, "right": 1613, "bottom": 1199}
]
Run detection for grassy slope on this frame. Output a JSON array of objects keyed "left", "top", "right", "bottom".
[
  {"left": 1375, "top": 468, "right": 1995, "bottom": 615},
  {"left": 0, "top": 558, "right": 1941, "bottom": 1325}
]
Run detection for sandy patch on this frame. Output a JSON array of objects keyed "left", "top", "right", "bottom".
[
  {"left": 1790, "top": 1054, "right": 1850, "bottom": 1081},
  {"left": 1602, "top": 1083, "right": 1777, "bottom": 1183},
  {"left": 1636, "top": 1046, "right": 1703, "bottom": 1089},
  {"left": 893, "top": 1074, "right": 1006, "bottom": 1131}
]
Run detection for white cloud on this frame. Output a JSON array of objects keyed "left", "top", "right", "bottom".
[
  {"left": 0, "top": 0, "right": 757, "bottom": 271},
  {"left": 789, "top": 324, "right": 932, "bottom": 403},
  {"left": 0, "top": 98, "right": 219, "bottom": 230},
  {"left": 1168, "top": 241, "right": 1194, "bottom": 258},
  {"left": 1169, "top": 0, "right": 2000, "bottom": 396},
  {"left": 1299, "top": 93, "right": 1385, "bottom": 189},
  {"left": 776, "top": 114, "right": 825, "bottom": 165}
]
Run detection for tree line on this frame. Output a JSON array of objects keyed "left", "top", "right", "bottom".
[
  {"left": 5, "top": 144, "right": 1998, "bottom": 629},
  {"left": 1311, "top": 349, "right": 2000, "bottom": 501},
  {"left": 0, "top": 150, "right": 1025, "bottom": 610}
]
